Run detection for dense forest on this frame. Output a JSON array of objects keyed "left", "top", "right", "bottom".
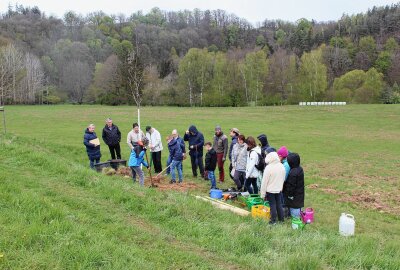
[{"left": 1, "top": 4, "right": 400, "bottom": 106}]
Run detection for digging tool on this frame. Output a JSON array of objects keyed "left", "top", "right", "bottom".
[
  {"left": 155, "top": 163, "right": 173, "bottom": 178},
  {"left": 144, "top": 149, "right": 157, "bottom": 187}
]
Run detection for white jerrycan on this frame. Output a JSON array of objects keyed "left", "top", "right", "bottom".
[{"left": 339, "top": 213, "right": 355, "bottom": 236}]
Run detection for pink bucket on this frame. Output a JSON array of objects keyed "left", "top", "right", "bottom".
[{"left": 301, "top": 208, "right": 314, "bottom": 224}]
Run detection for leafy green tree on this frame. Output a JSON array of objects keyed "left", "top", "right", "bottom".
[
  {"left": 243, "top": 50, "right": 268, "bottom": 105},
  {"left": 375, "top": 51, "right": 391, "bottom": 74},
  {"left": 178, "top": 48, "right": 212, "bottom": 106},
  {"left": 297, "top": 47, "right": 328, "bottom": 101},
  {"left": 384, "top": 37, "right": 399, "bottom": 52},
  {"left": 332, "top": 68, "right": 384, "bottom": 103}
]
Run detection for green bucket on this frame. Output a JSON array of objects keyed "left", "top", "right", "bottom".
[{"left": 291, "top": 217, "right": 305, "bottom": 230}]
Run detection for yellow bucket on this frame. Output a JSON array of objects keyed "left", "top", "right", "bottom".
[{"left": 251, "top": 205, "right": 270, "bottom": 220}]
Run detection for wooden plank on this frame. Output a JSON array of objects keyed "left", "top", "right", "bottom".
[{"left": 194, "top": 195, "right": 250, "bottom": 216}]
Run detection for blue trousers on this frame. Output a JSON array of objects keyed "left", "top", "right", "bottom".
[
  {"left": 89, "top": 158, "right": 100, "bottom": 169},
  {"left": 170, "top": 160, "right": 183, "bottom": 183},
  {"left": 166, "top": 156, "right": 183, "bottom": 174},
  {"left": 208, "top": 171, "right": 216, "bottom": 189}
]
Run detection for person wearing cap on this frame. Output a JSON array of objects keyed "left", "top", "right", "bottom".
[
  {"left": 127, "top": 122, "right": 145, "bottom": 150},
  {"left": 277, "top": 146, "right": 290, "bottom": 181},
  {"left": 128, "top": 140, "right": 149, "bottom": 186},
  {"left": 102, "top": 118, "right": 122, "bottom": 160},
  {"left": 228, "top": 128, "right": 240, "bottom": 180},
  {"left": 145, "top": 126, "right": 163, "bottom": 173},
  {"left": 212, "top": 125, "right": 228, "bottom": 183}
]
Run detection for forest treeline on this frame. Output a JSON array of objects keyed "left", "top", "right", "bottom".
[{"left": 0, "top": 4, "right": 400, "bottom": 106}]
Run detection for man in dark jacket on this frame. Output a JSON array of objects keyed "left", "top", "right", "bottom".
[
  {"left": 184, "top": 125, "right": 205, "bottom": 178},
  {"left": 83, "top": 124, "right": 101, "bottom": 169},
  {"left": 257, "top": 134, "right": 271, "bottom": 157},
  {"left": 283, "top": 153, "right": 305, "bottom": 219},
  {"left": 205, "top": 142, "right": 217, "bottom": 189},
  {"left": 102, "top": 118, "right": 122, "bottom": 160},
  {"left": 213, "top": 125, "right": 228, "bottom": 183}
]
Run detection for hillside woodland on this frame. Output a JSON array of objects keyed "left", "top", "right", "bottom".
[{"left": 1, "top": 4, "right": 400, "bottom": 106}]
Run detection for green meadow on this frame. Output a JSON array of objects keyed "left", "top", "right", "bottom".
[{"left": 0, "top": 104, "right": 399, "bottom": 269}]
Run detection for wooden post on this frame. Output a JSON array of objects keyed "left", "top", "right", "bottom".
[{"left": 0, "top": 107, "right": 5, "bottom": 135}]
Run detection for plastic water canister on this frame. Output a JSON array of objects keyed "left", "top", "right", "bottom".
[{"left": 339, "top": 213, "right": 355, "bottom": 236}]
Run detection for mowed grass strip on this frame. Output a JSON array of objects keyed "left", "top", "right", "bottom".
[{"left": 0, "top": 104, "right": 399, "bottom": 269}]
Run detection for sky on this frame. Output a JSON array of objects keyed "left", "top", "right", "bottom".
[{"left": 1, "top": 0, "right": 398, "bottom": 24}]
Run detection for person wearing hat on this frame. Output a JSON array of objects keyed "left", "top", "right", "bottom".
[
  {"left": 228, "top": 128, "right": 240, "bottom": 180},
  {"left": 277, "top": 146, "right": 290, "bottom": 181},
  {"left": 128, "top": 140, "right": 149, "bottom": 186},
  {"left": 145, "top": 126, "right": 163, "bottom": 173},
  {"left": 212, "top": 125, "right": 228, "bottom": 183}
]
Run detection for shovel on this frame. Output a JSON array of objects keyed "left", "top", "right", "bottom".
[{"left": 144, "top": 150, "right": 157, "bottom": 188}]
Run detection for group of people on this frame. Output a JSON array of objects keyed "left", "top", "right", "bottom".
[{"left": 83, "top": 120, "right": 305, "bottom": 224}]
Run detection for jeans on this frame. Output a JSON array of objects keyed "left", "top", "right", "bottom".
[
  {"left": 208, "top": 171, "right": 216, "bottom": 189},
  {"left": 108, "top": 144, "right": 121, "bottom": 160},
  {"left": 266, "top": 192, "right": 284, "bottom": 223},
  {"left": 170, "top": 160, "right": 183, "bottom": 183},
  {"left": 245, "top": 177, "right": 258, "bottom": 194},
  {"left": 131, "top": 166, "right": 145, "bottom": 186},
  {"left": 151, "top": 151, "right": 162, "bottom": 173},
  {"left": 89, "top": 158, "right": 100, "bottom": 169},
  {"left": 290, "top": 208, "right": 301, "bottom": 219},
  {"left": 166, "top": 156, "right": 183, "bottom": 174},
  {"left": 233, "top": 170, "right": 245, "bottom": 190},
  {"left": 190, "top": 155, "right": 204, "bottom": 177},
  {"left": 216, "top": 153, "right": 225, "bottom": 181}
]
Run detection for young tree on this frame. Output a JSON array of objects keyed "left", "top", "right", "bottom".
[{"left": 125, "top": 49, "right": 145, "bottom": 126}]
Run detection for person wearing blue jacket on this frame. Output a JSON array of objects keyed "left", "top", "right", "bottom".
[
  {"left": 184, "top": 125, "right": 205, "bottom": 178},
  {"left": 128, "top": 140, "right": 149, "bottom": 186},
  {"left": 167, "top": 135, "right": 184, "bottom": 183},
  {"left": 166, "top": 129, "right": 186, "bottom": 175},
  {"left": 83, "top": 124, "right": 101, "bottom": 169}
]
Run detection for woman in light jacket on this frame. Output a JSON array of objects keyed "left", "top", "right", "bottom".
[
  {"left": 245, "top": 136, "right": 261, "bottom": 194},
  {"left": 231, "top": 135, "right": 247, "bottom": 190},
  {"left": 260, "top": 151, "right": 286, "bottom": 224}
]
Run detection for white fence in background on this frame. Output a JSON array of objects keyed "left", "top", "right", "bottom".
[{"left": 299, "top": 102, "right": 347, "bottom": 106}]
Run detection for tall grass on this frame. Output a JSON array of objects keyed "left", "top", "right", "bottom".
[{"left": 0, "top": 104, "right": 399, "bottom": 269}]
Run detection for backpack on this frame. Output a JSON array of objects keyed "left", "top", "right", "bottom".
[{"left": 251, "top": 150, "right": 266, "bottom": 172}]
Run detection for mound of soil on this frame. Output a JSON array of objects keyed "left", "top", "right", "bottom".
[{"left": 110, "top": 166, "right": 202, "bottom": 192}]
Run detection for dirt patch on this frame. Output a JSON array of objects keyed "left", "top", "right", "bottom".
[
  {"left": 112, "top": 166, "right": 202, "bottom": 192},
  {"left": 309, "top": 183, "right": 400, "bottom": 215}
]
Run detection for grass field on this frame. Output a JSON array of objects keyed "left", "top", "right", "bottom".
[{"left": 0, "top": 104, "right": 399, "bottom": 269}]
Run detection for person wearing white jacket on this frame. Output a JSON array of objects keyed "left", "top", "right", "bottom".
[
  {"left": 245, "top": 136, "right": 261, "bottom": 194},
  {"left": 260, "top": 151, "right": 286, "bottom": 224},
  {"left": 145, "top": 126, "right": 163, "bottom": 173}
]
